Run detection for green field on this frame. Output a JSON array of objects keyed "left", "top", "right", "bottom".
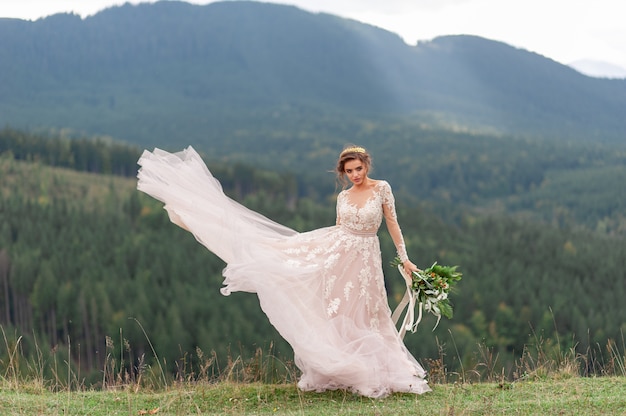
[{"left": 2, "top": 377, "right": 625, "bottom": 415}]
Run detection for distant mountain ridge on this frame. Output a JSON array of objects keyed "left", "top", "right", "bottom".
[{"left": 1, "top": 0, "right": 625, "bottom": 146}]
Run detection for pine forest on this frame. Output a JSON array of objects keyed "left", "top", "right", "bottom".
[{"left": 1, "top": 128, "right": 625, "bottom": 385}]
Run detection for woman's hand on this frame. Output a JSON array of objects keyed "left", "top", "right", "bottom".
[{"left": 402, "top": 260, "right": 422, "bottom": 285}]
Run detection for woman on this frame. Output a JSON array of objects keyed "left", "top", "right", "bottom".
[{"left": 137, "top": 145, "right": 430, "bottom": 398}]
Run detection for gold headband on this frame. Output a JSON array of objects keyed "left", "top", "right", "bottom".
[{"left": 340, "top": 146, "right": 366, "bottom": 157}]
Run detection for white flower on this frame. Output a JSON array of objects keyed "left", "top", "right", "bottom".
[
  {"left": 324, "top": 275, "right": 337, "bottom": 298},
  {"left": 285, "top": 259, "right": 301, "bottom": 267},
  {"left": 370, "top": 317, "right": 379, "bottom": 331},
  {"left": 344, "top": 281, "right": 354, "bottom": 300},
  {"left": 327, "top": 298, "right": 340, "bottom": 316},
  {"left": 324, "top": 253, "right": 340, "bottom": 269}
]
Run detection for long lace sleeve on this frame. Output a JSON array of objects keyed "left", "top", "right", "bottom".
[
  {"left": 336, "top": 192, "right": 343, "bottom": 225},
  {"left": 380, "top": 182, "right": 409, "bottom": 262}
]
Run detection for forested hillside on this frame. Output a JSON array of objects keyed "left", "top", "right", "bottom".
[
  {"left": 1, "top": 132, "right": 625, "bottom": 384},
  {"left": 0, "top": 127, "right": 140, "bottom": 176},
  {"left": 1, "top": 1, "right": 625, "bottom": 146}
]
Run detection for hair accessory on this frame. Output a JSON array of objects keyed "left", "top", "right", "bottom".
[{"left": 340, "top": 146, "right": 366, "bottom": 156}]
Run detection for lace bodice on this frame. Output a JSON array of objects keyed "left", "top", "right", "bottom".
[{"left": 337, "top": 180, "right": 397, "bottom": 234}]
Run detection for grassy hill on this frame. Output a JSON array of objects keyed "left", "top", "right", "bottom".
[
  {"left": 2, "top": 378, "right": 626, "bottom": 415},
  {"left": 0, "top": 151, "right": 136, "bottom": 208}
]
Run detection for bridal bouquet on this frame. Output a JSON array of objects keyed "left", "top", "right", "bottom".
[{"left": 391, "top": 257, "right": 462, "bottom": 334}]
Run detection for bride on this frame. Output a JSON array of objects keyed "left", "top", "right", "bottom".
[{"left": 137, "top": 144, "right": 430, "bottom": 398}]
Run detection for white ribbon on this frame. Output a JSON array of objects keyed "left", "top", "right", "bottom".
[{"left": 392, "top": 265, "right": 443, "bottom": 338}]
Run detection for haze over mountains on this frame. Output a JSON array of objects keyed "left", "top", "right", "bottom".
[
  {"left": 569, "top": 59, "right": 626, "bottom": 79},
  {"left": 1, "top": 0, "right": 625, "bottom": 148}
]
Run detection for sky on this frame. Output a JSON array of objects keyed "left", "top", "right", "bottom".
[{"left": 2, "top": 0, "right": 626, "bottom": 77}]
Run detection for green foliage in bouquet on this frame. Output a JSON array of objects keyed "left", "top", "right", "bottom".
[{"left": 391, "top": 258, "right": 462, "bottom": 319}]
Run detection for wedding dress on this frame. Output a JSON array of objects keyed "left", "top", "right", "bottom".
[{"left": 137, "top": 146, "right": 430, "bottom": 398}]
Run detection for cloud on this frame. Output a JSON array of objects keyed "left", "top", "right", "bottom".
[
  {"left": 283, "top": 0, "right": 474, "bottom": 15},
  {"left": 0, "top": 0, "right": 132, "bottom": 19}
]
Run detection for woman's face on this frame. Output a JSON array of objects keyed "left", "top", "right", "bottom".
[{"left": 344, "top": 159, "right": 368, "bottom": 186}]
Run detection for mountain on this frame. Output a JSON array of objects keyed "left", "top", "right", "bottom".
[{"left": 1, "top": 0, "right": 625, "bottom": 147}]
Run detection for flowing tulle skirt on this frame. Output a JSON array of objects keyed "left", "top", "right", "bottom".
[{"left": 137, "top": 147, "right": 430, "bottom": 398}]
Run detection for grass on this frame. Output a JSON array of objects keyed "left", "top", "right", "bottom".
[
  {"left": 3, "top": 330, "right": 626, "bottom": 415},
  {"left": 1, "top": 377, "right": 625, "bottom": 415},
  {"left": 2, "top": 323, "right": 626, "bottom": 415},
  {"left": 0, "top": 155, "right": 136, "bottom": 208},
  {"left": 2, "top": 279, "right": 626, "bottom": 416}
]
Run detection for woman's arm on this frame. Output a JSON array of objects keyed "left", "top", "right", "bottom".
[
  {"left": 336, "top": 192, "right": 342, "bottom": 226},
  {"left": 381, "top": 183, "right": 420, "bottom": 281}
]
